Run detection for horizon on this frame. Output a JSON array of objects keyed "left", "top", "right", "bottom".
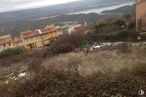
[{"left": 0, "top": 0, "right": 80, "bottom": 13}]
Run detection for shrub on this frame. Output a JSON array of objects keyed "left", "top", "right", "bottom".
[
  {"left": 116, "top": 30, "right": 129, "bottom": 38},
  {"left": 114, "top": 19, "right": 126, "bottom": 29},
  {"left": 123, "top": 14, "right": 132, "bottom": 21},
  {"left": 0, "top": 47, "right": 24, "bottom": 59},
  {"left": 0, "top": 70, "right": 145, "bottom": 97},
  {"left": 127, "top": 21, "right": 136, "bottom": 30},
  {"left": 106, "top": 30, "right": 129, "bottom": 41},
  {"left": 50, "top": 32, "right": 85, "bottom": 53},
  {"left": 95, "top": 23, "right": 108, "bottom": 34}
]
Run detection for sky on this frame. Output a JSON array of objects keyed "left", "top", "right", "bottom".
[{"left": 0, "top": 0, "right": 79, "bottom": 13}]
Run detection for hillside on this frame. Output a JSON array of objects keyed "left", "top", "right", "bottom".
[
  {"left": 0, "top": 42, "right": 146, "bottom": 97},
  {"left": 0, "top": 0, "right": 135, "bottom": 35},
  {"left": 0, "top": 0, "right": 135, "bottom": 24},
  {"left": 0, "top": 5, "right": 135, "bottom": 36},
  {"left": 102, "top": 5, "right": 135, "bottom": 14},
  {"left": 0, "top": 13, "right": 116, "bottom": 36}
]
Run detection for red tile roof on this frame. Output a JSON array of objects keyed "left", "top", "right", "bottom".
[
  {"left": 0, "top": 35, "right": 12, "bottom": 45},
  {"left": 13, "top": 36, "right": 22, "bottom": 43},
  {"left": 21, "top": 26, "right": 59, "bottom": 39},
  {"left": 21, "top": 30, "right": 39, "bottom": 39}
]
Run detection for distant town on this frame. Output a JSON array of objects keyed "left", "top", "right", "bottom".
[{"left": 0, "top": 22, "right": 90, "bottom": 52}]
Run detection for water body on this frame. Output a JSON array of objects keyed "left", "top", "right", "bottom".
[{"left": 69, "top": 1, "right": 135, "bottom": 14}]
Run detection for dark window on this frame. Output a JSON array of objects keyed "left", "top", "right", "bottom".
[
  {"left": 9, "top": 43, "right": 11, "bottom": 46},
  {"left": 3, "top": 44, "right": 5, "bottom": 47}
]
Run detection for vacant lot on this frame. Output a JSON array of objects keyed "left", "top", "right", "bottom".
[{"left": 0, "top": 43, "right": 146, "bottom": 97}]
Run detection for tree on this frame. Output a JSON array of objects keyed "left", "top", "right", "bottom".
[
  {"left": 127, "top": 21, "right": 136, "bottom": 30},
  {"left": 114, "top": 19, "right": 126, "bottom": 29},
  {"left": 123, "top": 14, "right": 132, "bottom": 21}
]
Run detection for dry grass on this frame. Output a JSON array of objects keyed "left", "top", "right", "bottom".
[
  {"left": 42, "top": 46, "right": 146, "bottom": 76},
  {"left": 0, "top": 44, "right": 146, "bottom": 97}
]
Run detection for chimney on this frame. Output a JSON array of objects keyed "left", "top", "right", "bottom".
[{"left": 37, "top": 29, "right": 42, "bottom": 34}]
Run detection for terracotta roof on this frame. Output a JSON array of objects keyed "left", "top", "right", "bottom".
[
  {"left": 0, "top": 35, "right": 12, "bottom": 45},
  {"left": 21, "top": 30, "right": 39, "bottom": 39},
  {"left": 21, "top": 28, "right": 58, "bottom": 39},
  {"left": 41, "top": 28, "right": 58, "bottom": 34},
  {"left": 13, "top": 36, "right": 22, "bottom": 43}
]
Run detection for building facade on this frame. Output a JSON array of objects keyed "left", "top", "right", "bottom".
[
  {"left": 0, "top": 24, "right": 61, "bottom": 52},
  {"left": 136, "top": 0, "right": 146, "bottom": 36},
  {"left": 21, "top": 25, "right": 61, "bottom": 51},
  {"left": 0, "top": 35, "right": 13, "bottom": 52},
  {"left": 13, "top": 37, "right": 23, "bottom": 48}
]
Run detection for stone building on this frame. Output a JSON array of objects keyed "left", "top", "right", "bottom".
[
  {"left": 20, "top": 25, "right": 61, "bottom": 51},
  {"left": 0, "top": 24, "right": 61, "bottom": 52},
  {"left": 136, "top": 0, "right": 146, "bottom": 36},
  {"left": 0, "top": 35, "right": 13, "bottom": 52}
]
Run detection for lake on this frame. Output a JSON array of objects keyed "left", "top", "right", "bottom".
[{"left": 69, "top": 1, "right": 135, "bottom": 14}]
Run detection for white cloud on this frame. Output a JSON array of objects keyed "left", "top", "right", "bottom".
[{"left": 0, "top": 0, "right": 79, "bottom": 12}]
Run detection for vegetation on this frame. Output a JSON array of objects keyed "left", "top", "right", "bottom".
[
  {"left": 0, "top": 31, "right": 146, "bottom": 96},
  {"left": 0, "top": 6, "right": 143, "bottom": 97},
  {"left": 50, "top": 32, "right": 86, "bottom": 53},
  {"left": 0, "top": 47, "right": 24, "bottom": 59},
  {"left": 0, "top": 13, "right": 115, "bottom": 36},
  {"left": 0, "top": 70, "right": 146, "bottom": 97},
  {"left": 93, "top": 14, "right": 138, "bottom": 41},
  {"left": 0, "top": 4, "right": 134, "bottom": 36},
  {"left": 0, "top": 43, "right": 146, "bottom": 97},
  {"left": 102, "top": 5, "right": 135, "bottom": 14}
]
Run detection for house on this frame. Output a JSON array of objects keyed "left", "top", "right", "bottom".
[
  {"left": 0, "top": 24, "right": 61, "bottom": 52},
  {"left": 68, "top": 24, "right": 82, "bottom": 34},
  {"left": 67, "top": 22, "right": 90, "bottom": 34},
  {"left": 41, "top": 25, "right": 61, "bottom": 45},
  {"left": 136, "top": 0, "right": 146, "bottom": 36},
  {"left": 13, "top": 36, "right": 24, "bottom": 48},
  {"left": 20, "top": 25, "right": 61, "bottom": 50},
  {"left": 0, "top": 35, "right": 13, "bottom": 52},
  {"left": 20, "top": 30, "right": 42, "bottom": 50}
]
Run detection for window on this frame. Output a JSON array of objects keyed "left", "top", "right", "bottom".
[
  {"left": 3, "top": 44, "right": 5, "bottom": 47},
  {"left": 9, "top": 42, "right": 11, "bottom": 46}
]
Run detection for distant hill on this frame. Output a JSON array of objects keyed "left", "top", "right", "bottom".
[
  {"left": 0, "top": 0, "right": 135, "bottom": 35},
  {"left": 0, "top": 0, "right": 135, "bottom": 24},
  {"left": 102, "top": 5, "right": 135, "bottom": 14},
  {"left": 0, "top": 13, "right": 116, "bottom": 36}
]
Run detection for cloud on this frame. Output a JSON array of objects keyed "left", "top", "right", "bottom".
[{"left": 0, "top": 0, "right": 78, "bottom": 12}]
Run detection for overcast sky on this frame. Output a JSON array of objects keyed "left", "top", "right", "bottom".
[{"left": 0, "top": 0, "right": 79, "bottom": 13}]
